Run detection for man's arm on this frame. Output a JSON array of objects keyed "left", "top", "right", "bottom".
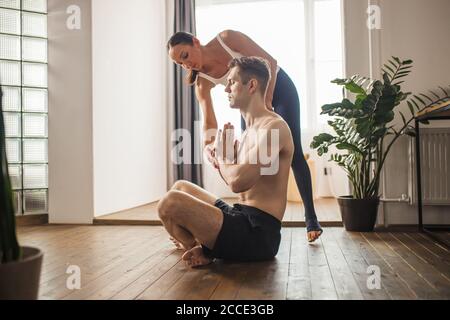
[
  {"left": 219, "top": 145, "right": 267, "bottom": 193},
  {"left": 218, "top": 120, "right": 289, "bottom": 193}
]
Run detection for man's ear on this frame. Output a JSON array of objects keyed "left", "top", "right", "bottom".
[{"left": 248, "top": 78, "right": 259, "bottom": 94}]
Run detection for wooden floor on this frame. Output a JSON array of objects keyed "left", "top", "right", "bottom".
[
  {"left": 17, "top": 225, "right": 450, "bottom": 300},
  {"left": 94, "top": 198, "right": 342, "bottom": 227}
]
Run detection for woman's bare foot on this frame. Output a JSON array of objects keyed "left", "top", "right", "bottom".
[
  {"left": 307, "top": 230, "right": 323, "bottom": 243},
  {"left": 182, "top": 245, "right": 213, "bottom": 268}
]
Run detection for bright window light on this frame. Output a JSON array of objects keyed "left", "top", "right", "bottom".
[{"left": 195, "top": 0, "right": 344, "bottom": 133}]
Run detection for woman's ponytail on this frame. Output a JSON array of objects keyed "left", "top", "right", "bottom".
[{"left": 186, "top": 70, "right": 198, "bottom": 85}]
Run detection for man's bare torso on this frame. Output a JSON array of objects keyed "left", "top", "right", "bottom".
[{"left": 236, "top": 112, "right": 294, "bottom": 221}]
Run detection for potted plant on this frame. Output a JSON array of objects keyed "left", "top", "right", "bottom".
[
  {"left": 310, "top": 57, "right": 449, "bottom": 231},
  {"left": 0, "top": 86, "right": 43, "bottom": 299}
]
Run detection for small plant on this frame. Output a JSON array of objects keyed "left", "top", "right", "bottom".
[
  {"left": 310, "top": 57, "right": 450, "bottom": 199},
  {"left": 0, "top": 86, "right": 21, "bottom": 263}
]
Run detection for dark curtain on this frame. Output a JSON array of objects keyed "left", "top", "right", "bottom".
[{"left": 172, "top": 0, "right": 203, "bottom": 187}]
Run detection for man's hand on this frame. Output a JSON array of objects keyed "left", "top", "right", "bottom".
[{"left": 215, "top": 123, "right": 238, "bottom": 165}]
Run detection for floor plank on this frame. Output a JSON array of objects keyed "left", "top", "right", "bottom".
[
  {"left": 345, "top": 231, "right": 416, "bottom": 300},
  {"left": 14, "top": 225, "right": 450, "bottom": 300},
  {"left": 286, "top": 228, "right": 312, "bottom": 300},
  {"left": 307, "top": 235, "right": 338, "bottom": 300},
  {"left": 329, "top": 228, "right": 391, "bottom": 300},
  {"left": 235, "top": 229, "right": 291, "bottom": 300},
  {"left": 42, "top": 228, "right": 167, "bottom": 299},
  {"left": 320, "top": 229, "right": 364, "bottom": 299},
  {"left": 209, "top": 262, "right": 251, "bottom": 300},
  {"left": 362, "top": 232, "right": 441, "bottom": 299},
  {"left": 407, "top": 233, "right": 450, "bottom": 266},
  {"left": 111, "top": 250, "right": 182, "bottom": 300},
  {"left": 376, "top": 232, "right": 450, "bottom": 299},
  {"left": 394, "top": 232, "right": 450, "bottom": 280}
]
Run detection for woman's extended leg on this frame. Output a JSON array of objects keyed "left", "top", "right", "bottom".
[{"left": 269, "top": 69, "right": 323, "bottom": 238}]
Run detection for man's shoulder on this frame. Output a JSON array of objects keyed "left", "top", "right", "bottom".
[
  {"left": 260, "top": 114, "right": 294, "bottom": 152},
  {"left": 260, "top": 113, "right": 290, "bottom": 132}
]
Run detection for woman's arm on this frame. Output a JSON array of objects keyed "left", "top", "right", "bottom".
[
  {"left": 194, "top": 78, "right": 221, "bottom": 168},
  {"left": 195, "top": 78, "right": 218, "bottom": 148},
  {"left": 220, "top": 30, "right": 278, "bottom": 109}
]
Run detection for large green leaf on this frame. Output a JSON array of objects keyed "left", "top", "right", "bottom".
[
  {"left": 407, "top": 101, "right": 416, "bottom": 117},
  {"left": 336, "top": 142, "right": 363, "bottom": 154},
  {"left": 345, "top": 81, "right": 367, "bottom": 96},
  {"left": 321, "top": 102, "right": 343, "bottom": 113},
  {"left": 310, "top": 133, "right": 334, "bottom": 149},
  {"left": 374, "top": 110, "right": 395, "bottom": 125}
]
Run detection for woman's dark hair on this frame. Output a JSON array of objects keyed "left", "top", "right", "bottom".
[{"left": 167, "top": 31, "right": 198, "bottom": 85}]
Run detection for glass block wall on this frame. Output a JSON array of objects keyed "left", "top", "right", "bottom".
[{"left": 0, "top": 0, "right": 48, "bottom": 215}]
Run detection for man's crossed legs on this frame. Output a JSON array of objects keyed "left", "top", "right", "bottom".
[{"left": 157, "top": 180, "right": 223, "bottom": 267}]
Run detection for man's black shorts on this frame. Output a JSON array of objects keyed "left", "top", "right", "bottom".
[{"left": 202, "top": 199, "right": 282, "bottom": 262}]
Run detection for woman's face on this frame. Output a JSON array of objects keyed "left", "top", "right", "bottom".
[{"left": 168, "top": 41, "right": 202, "bottom": 71}]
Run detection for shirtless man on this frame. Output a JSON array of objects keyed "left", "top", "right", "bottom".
[{"left": 158, "top": 56, "right": 294, "bottom": 267}]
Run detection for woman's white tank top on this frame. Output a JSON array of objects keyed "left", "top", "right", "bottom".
[{"left": 197, "top": 34, "right": 279, "bottom": 86}]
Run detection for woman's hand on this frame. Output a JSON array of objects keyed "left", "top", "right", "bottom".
[{"left": 204, "top": 143, "right": 219, "bottom": 169}]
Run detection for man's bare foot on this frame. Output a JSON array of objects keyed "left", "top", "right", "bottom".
[
  {"left": 182, "top": 245, "right": 213, "bottom": 268},
  {"left": 170, "top": 237, "right": 185, "bottom": 250},
  {"left": 170, "top": 237, "right": 199, "bottom": 251},
  {"left": 307, "top": 230, "right": 322, "bottom": 243}
]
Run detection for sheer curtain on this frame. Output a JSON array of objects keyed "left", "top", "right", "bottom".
[
  {"left": 196, "top": 0, "right": 348, "bottom": 198},
  {"left": 169, "top": 0, "right": 204, "bottom": 187}
]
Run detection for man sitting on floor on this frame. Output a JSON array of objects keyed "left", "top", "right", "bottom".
[{"left": 158, "top": 56, "right": 294, "bottom": 267}]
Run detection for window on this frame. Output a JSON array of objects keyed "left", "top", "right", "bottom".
[
  {"left": 1, "top": 0, "right": 48, "bottom": 215},
  {"left": 195, "top": 0, "right": 344, "bottom": 138}
]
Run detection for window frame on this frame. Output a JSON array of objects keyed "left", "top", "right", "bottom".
[{"left": 0, "top": 0, "right": 48, "bottom": 215}]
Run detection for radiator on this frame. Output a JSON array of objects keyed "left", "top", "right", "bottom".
[{"left": 409, "top": 128, "right": 450, "bottom": 205}]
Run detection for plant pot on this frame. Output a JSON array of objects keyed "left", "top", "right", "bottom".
[
  {"left": 337, "top": 196, "right": 380, "bottom": 232},
  {"left": 0, "top": 246, "right": 43, "bottom": 300}
]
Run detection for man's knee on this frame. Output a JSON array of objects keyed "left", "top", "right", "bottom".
[
  {"left": 157, "top": 190, "right": 186, "bottom": 220},
  {"left": 171, "top": 179, "right": 193, "bottom": 192}
]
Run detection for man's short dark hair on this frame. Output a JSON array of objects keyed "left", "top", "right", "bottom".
[{"left": 228, "top": 56, "right": 271, "bottom": 95}]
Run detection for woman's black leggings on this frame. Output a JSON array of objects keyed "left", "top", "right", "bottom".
[{"left": 241, "top": 68, "right": 322, "bottom": 232}]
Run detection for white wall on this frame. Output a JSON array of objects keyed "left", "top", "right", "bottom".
[
  {"left": 92, "top": 0, "right": 167, "bottom": 217},
  {"left": 48, "top": 0, "right": 94, "bottom": 224},
  {"left": 343, "top": 0, "right": 450, "bottom": 225},
  {"left": 377, "top": 0, "right": 450, "bottom": 225}
]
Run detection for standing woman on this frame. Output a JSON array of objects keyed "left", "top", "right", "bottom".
[{"left": 167, "top": 30, "right": 323, "bottom": 242}]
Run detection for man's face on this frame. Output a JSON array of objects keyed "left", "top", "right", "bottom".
[{"left": 224, "top": 67, "right": 250, "bottom": 109}]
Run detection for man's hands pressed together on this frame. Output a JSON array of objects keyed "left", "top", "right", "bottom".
[
  {"left": 204, "top": 122, "right": 239, "bottom": 170},
  {"left": 215, "top": 122, "right": 240, "bottom": 166}
]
